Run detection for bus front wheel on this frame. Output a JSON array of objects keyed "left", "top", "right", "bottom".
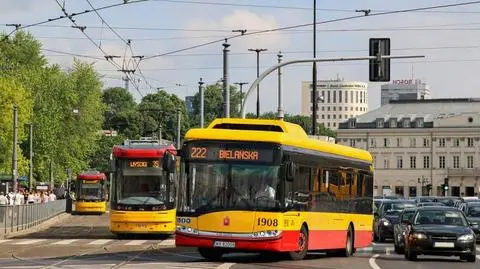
[
  {"left": 287, "top": 225, "right": 308, "bottom": 260},
  {"left": 198, "top": 248, "right": 223, "bottom": 261}
]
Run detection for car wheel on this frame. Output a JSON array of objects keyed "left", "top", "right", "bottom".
[
  {"left": 287, "top": 225, "right": 308, "bottom": 260},
  {"left": 198, "top": 248, "right": 223, "bottom": 261},
  {"left": 462, "top": 254, "right": 476, "bottom": 263}
]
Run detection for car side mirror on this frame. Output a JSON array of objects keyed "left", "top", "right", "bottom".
[{"left": 163, "top": 151, "right": 177, "bottom": 173}]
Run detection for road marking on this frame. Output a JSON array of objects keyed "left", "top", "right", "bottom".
[
  {"left": 124, "top": 240, "right": 148, "bottom": 246},
  {"left": 356, "top": 247, "right": 372, "bottom": 253},
  {"left": 0, "top": 240, "right": 11, "bottom": 244},
  {"left": 369, "top": 254, "right": 382, "bottom": 269},
  {"left": 216, "top": 263, "right": 236, "bottom": 269},
  {"left": 88, "top": 239, "right": 112, "bottom": 245},
  {"left": 385, "top": 247, "right": 393, "bottom": 256},
  {"left": 14, "top": 239, "right": 45, "bottom": 245},
  {"left": 51, "top": 239, "right": 78, "bottom": 245},
  {"left": 158, "top": 239, "right": 175, "bottom": 246}
]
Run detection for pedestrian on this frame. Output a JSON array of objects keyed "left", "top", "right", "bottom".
[
  {"left": 14, "top": 191, "right": 24, "bottom": 205},
  {"left": 27, "top": 192, "right": 35, "bottom": 204},
  {"left": 0, "top": 192, "right": 8, "bottom": 205},
  {"left": 49, "top": 191, "right": 56, "bottom": 202}
]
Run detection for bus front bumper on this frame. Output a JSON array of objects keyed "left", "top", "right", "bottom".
[{"left": 175, "top": 231, "right": 299, "bottom": 252}]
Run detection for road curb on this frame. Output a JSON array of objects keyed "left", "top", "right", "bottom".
[{"left": 2, "top": 212, "right": 71, "bottom": 239}]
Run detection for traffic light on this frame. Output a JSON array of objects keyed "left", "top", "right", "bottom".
[
  {"left": 444, "top": 177, "right": 449, "bottom": 190},
  {"left": 369, "top": 38, "right": 391, "bottom": 82}
]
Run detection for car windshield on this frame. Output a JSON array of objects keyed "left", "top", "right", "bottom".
[
  {"left": 468, "top": 206, "right": 480, "bottom": 217},
  {"left": 414, "top": 210, "right": 468, "bottom": 226},
  {"left": 181, "top": 162, "right": 280, "bottom": 213},
  {"left": 384, "top": 202, "right": 416, "bottom": 215},
  {"left": 419, "top": 202, "right": 445, "bottom": 207},
  {"left": 401, "top": 211, "right": 416, "bottom": 221}
]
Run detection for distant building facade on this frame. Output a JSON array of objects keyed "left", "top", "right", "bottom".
[
  {"left": 381, "top": 79, "right": 431, "bottom": 106},
  {"left": 337, "top": 98, "right": 480, "bottom": 198},
  {"left": 185, "top": 96, "right": 194, "bottom": 114},
  {"left": 301, "top": 79, "right": 369, "bottom": 130}
]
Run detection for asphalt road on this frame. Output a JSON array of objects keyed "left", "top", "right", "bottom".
[{"left": 0, "top": 214, "right": 478, "bottom": 268}]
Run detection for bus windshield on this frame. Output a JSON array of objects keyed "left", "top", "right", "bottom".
[
  {"left": 183, "top": 162, "right": 280, "bottom": 213},
  {"left": 78, "top": 181, "right": 104, "bottom": 201}
]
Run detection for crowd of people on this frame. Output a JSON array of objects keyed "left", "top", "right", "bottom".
[{"left": 0, "top": 190, "right": 57, "bottom": 206}]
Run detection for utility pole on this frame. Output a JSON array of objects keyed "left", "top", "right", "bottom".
[
  {"left": 312, "top": 0, "right": 318, "bottom": 135},
  {"left": 118, "top": 68, "right": 135, "bottom": 91},
  {"left": 199, "top": 78, "right": 205, "bottom": 128},
  {"left": 49, "top": 159, "right": 53, "bottom": 191},
  {"left": 29, "top": 124, "right": 33, "bottom": 191},
  {"left": 223, "top": 40, "right": 230, "bottom": 118},
  {"left": 234, "top": 82, "right": 249, "bottom": 112},
  {"left": 122, "top": 76, "right": 129, "bottom": 90},
  {"left": 176, "top": 108, "right": 181, "bottom": 149},
  {"left": 277, "top": 51, "right": 284, "bottom": 120},
  {"left": 12, "top": 105, "right": 18, "bottom": 193},
  {"left": 248, "top": 48, "right": 268, "bottom": 118}
]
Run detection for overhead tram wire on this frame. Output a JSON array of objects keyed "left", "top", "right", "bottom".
[
  {"left": 1, "top": 0, "right": 149, "bottom": 40},
  {"left": 52, "top": 0, "right": 144, "bottom": 99},
  {"left": 143, "top": 0, "right": 480, "bottom": 61}
]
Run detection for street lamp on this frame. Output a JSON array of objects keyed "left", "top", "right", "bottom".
[{"left": 248, "top": 48, "right": 268, "bottom": 118}]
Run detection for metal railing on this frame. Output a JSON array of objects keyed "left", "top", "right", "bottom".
[{"left": 0, "top": 200, "right": 66, "bottom": 236}]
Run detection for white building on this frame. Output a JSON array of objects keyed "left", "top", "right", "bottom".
[
  {"left": 381, "top": 79, "right": 431, "bottom": 106},
  {"left": 337, "top": 98, "right": 480, "bottom": 198},
  {"left": 301, "top": 79, "right": 369, "bottom": 130}
]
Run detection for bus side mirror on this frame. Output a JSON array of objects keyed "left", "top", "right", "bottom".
[
  {"left": 286, "top": 161, "right": 296, "bottom": 181},
  {"left": 108, "top": 160, "right": 116, "bottom": 172},
  {"left": 163, "top": 151, "right": 176, "bottom": 173}
]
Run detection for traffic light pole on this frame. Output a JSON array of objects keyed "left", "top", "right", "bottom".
[{"left": 240, "top": 55, "right": 424, "bottom": 118}]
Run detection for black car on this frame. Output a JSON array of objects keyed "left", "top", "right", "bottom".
[
  {"left": 403, "top": 206, "right": 477, "bottom": 262},
  {"left": 374, "top": 200, "right": 416, "bottom": 242},
  {"left": 417, "top": 202, "right": 447, "bottom": 208},
  {"left": 393, "top": 208, "right": 416, "bottom": 254},
  {"left": 462, "top": 203, "right": 480, "bottom": 242}
]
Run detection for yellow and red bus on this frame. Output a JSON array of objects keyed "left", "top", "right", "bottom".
[
  {"left": 175, "top": 118, "right": 374, "bottom": 260},
  {"left": 109, "top": 139, "right": 177, "bottom": 237},
  {"left": 74, "top": 171, "right": 107, "bottom": 214}
]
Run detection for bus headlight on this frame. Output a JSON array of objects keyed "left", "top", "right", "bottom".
[
  {"left": 176, "top": 226, "right": 198, "bottom": 235},
  {"left": 252, "top": 230, "right": 282, "bottom": 238}
]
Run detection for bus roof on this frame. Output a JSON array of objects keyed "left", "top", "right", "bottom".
[
  {"left": 112, "top": 141, "right": 176, "bottom": 159},
  {"left": 77, "top": 172, "right": 106, "bottom": 180},
  {"left": 185, "top": 118, "right": 372, "bottom": 163}
]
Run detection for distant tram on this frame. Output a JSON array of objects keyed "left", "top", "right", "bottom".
[
  {"left": 109, "top": 139, "right": 177, "bottom": 237},
  {"left": 74, "top": 171, "right": 107, "bottom": 214}
]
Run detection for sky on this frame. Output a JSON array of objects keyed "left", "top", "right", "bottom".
[{"left": 2, "top": 0, "right": 480, "bottom": 115}]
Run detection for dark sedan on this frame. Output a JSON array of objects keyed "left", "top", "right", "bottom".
[
  {"left": 404, "top": 206, "right": 477, "bottom": 262},
  {"left": 374, "top": 200, "right": 416, "bottom": 242},
  {"left": 393, "top": 208, "right": 416, "bottom": 254},
  {"left": 464, "top": 203, "right": 480, "bottom": 242}
]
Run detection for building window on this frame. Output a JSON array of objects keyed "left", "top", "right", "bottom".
[
  {"left": 349, "top": 139, "right": 356, "bottom": 147},
  {"left": 321, "top": 114, "right": 325, "bottom": 119},
  {"left": 350, "top": 107, "right": 353, "bottom": 111},
  {"left": 423, "top": 138, "right": 430, "bottom": 147},
  {"left": 453, "top": 155, "right": 460, "bottom": 168},
  {"left": 384, "top": 158, "right": 390, "bottom": 169},
  {"left": 345, "top": 114, "right": 348, "bottom": 119},
  {"left": 384, "top": 138, "right": 389, "bottom": 147},
  {"left": 339, "top": 91, "right": 342, "bottom": 103},
  {"left": 333, "top": 107, "right": 336, "bottom": 111},
  {"left": 439, "top": 156, "right": 445, "bottom": 168},
  {"left": 339, "top": 115, "right": 342, "bottom": 119},
  {"left": 396, "top": 138, "right": 401, "bottom": 147},
  {"left": 345, "top": 91, "right": 348, "bottom": 103},
  {"left": 360, "top": 91, "right": 363, "bottom": 103},
  {"left": 410, "top": 138, "right": 416, "bottom": 147},
  {"left": 345, "top": 107, "right": 348, "bottom": 111},
  {"left": 403, "top": 119, "right": 410, "bottom": 128},
  {"left": 333, "top": 122, "right": 336, "bottom": 127},
  {"left": 453, "top": 138, "right": 460, "bottom": 147},
  {"left": 327, "top": 91, "right": 331, "bottom": 103},
  {"left": 327, "top": 122, "right": 331, "bottom": 127},
  {"left": 333, "top": 91, "right": 336, "bottom": 103},
  {"left": 327, "top": 115, "right": 331, "bottom": 119},
  {"left": 467, "top": 137, "right": 474, "bottom": 147},
  {"left": 423, "top": 156, "right": 430, "bottom": 169},
  {"left": 327, "top": 106, "right": 331, "bottom": 111},
  {"left": 376, "top": 120, "right": 383, "bottom": 128},
  {"left": 370, "top": 138, "right": 376, "bottom": 147},
  {"left": 339, "top": 106, "right": 342, "bottom": 111},
  {"left": 355, "top": 107, "right": 358, "bottom": 111},
  {"left": 395, "top": 186, "right": 404, "bottom": 196},
  {"left": 333, "top": 114, "right": 336, "bottom": 119},
  {"left": 321, "top": 106, "right": 325, "bottom": 111},
  {"left": 355, "top": 91, "right": 359, "bottom": 103},
  {"left": 439, "top": 138, "right": 445, "bottom": 147},
  {"left": 467, "top": 155, "right": 474, "bottom": 168},
  {"left": 410, "top": 156, "right": 416, "bottom": 169},
  {"left": 396, "top": 156, "right": 403, "bottom": 169},
  {"left": 322, "top": 90, "right": 325, "bottom": 100}
]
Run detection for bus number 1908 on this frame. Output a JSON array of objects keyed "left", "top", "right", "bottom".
[{"left": 257, "top": 218, "right": 278, "bottom": 226}]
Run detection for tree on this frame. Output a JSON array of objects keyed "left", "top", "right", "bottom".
[
  {"left": 102, "top": 87, "right": 141, "bottom": 139},
  {"left": 0, "top": 77, "right": 32, "bottom": 177},
  {"left": 89, "top": 134, "right": 125, "bottom": 172},
  {"left": 190, "top": 83, "right": 242, "bottom": 127},
  {"left": 138, "top": 90, "right": 190, "bottom": 144}
]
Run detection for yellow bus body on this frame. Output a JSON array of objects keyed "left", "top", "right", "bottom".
[
  {"left": 110, "top": 208, "right": 176, "bottom": 234},
  {"left": 176, "top": 118, "right": 374, "bottom": 254},
  {"left": 74, "top": 201, "right": 107, "bottom": 214}
]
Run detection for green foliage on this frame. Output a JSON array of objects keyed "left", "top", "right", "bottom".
[
  {"left": 102, "top": 87, "right": 141, "bottom": 139},
  {"left": 190, "top": 83, "right": 242, "bottom": 127},
  {"left": 246, "top": 111, "right": 336, "bottom": 137},
  {"left": 89, "top": 134, "right": 125, "bottom": 172},
  {"left": 138, "top": 90, "right": 190, "bottom": 143}
]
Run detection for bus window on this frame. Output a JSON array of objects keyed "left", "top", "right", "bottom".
[{"left": 292, "top": 166, "right": 311, "bottom": 211}]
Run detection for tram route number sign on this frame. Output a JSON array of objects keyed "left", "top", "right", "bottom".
[
  {"left": 128, "top": 160, "right": 161, "bottom": 168},
  {"left": 188, "top": 145, "right": 274, "bottom": 162},
  {"left": 82, "top": 180, "right": 99, "bottom": 184}
]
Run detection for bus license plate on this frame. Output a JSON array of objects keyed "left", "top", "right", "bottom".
[{"left": 213, "top": 241, "right": 235, "bottom": 248}]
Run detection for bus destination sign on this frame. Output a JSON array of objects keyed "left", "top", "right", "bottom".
[
  {"left": 128, "top": 160, "right": 161, "bottom": 168},
  {"left": 188, "top": 146, "right": 274, "bottom": 162}
]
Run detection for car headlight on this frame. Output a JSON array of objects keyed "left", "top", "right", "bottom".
[
  {"left": 381, "top": 219, "right": 390, "bottom": 226},
  {"left": 411, "top": 232, "right": 427, "bottom": 239},
  {"left": 458, "top": 234, "right": 474, "bottom": 241}
]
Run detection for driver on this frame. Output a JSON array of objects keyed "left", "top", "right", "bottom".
[{"left": 255, "top": 179, "right": 276, "bottom": 200}]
